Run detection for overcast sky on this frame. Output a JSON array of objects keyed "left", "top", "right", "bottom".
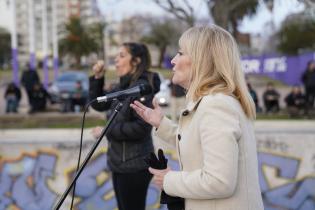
[
  {"left": 0, "top": 0, "right": 305, "bottom": 34},
  {"left": 97, "top": 0, "right": 305, "bottom": 34}
]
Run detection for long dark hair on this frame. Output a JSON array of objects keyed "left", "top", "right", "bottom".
[{"left": 122, "top": 42, "right": 151, "bottom": 82}]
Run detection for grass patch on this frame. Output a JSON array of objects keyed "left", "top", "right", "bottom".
[
  {"left": 0, "top": 114, "right": 106, "bottom": 129},
  {"left": 256, "top": 114, "right": 292, "bottom": 120},
  {"left": 256, "top": 112, "right": 314, "bottom": 120}
]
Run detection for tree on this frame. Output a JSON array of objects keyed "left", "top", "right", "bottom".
[
  {"left": 88, "top": 22, "right": 106, "bottom": 59},
  {"left": 0, "top": 27, "right": 11, "bottom": 68},
  {"left": 277, "top": 16, "right": 315, "bottom": 54},
  {"left": 152, "top": 0, "right": 261, "bottom": 39},
  {"left": 141, "top": 19, "right": 182, "bottom": 68},
  {"left": 59, "top": 17, "right": 98, "bottom": 67},
  {"left": 152, "top": 0, "right": 195, "bottom": 26},
  {"left": 206, "top": 0, "right": 259, "bottom": 37},
  {"left": 298, "top": 0, "right": 315, "bottom": 8},
  {"left": 119, "top": 15, "right": 153, "bottom": 42}
]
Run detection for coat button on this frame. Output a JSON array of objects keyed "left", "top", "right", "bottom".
[
  {"left": 178, "top": 134, "right": 181, "bottom": 141},
  {"left": 182, "top": 110, "right": 189, "bottom": 116}
]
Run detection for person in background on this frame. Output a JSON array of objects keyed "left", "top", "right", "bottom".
[
  {"left": 71, "top": 80, "right": 87, "bottom": 112},
  {"left": 4, "top": 82, "right": 21, "bottom": 113},
  {"left": 21, "top": 63, "right": 40, "bottom": 107},
  {"left": 263, "top": 82, "right": 280, "bottom": 114},
  {"left": 169, "top": 78, "right": 186, "bottom": 121},
  {"left": 29, "top": 82, "right": 50, "bottom": 113},
  {"left": 131, "top": 25, "right": 263, "bottom": 210},
  {"left": 301, "top": 60, "right": 315, "bottom": 111},
  {"left": 285, "top": 86, "right": 306, "bottom": 117},
  {"left": 89, "top": 43, "right": 161, "bottom": 210},
  {"left": 247, "top": 82, "right": 261, "bottom": 113}
]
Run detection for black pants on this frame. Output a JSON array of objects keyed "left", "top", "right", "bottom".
[
  {"left": 264, "top": 100, "right": 279, "bottom": 113},
  {"left": 112, "top": 170, "right": 152, "bottom": 210},
  {"left": 305, "top": 86, "right": 315, "bottom": 108}
]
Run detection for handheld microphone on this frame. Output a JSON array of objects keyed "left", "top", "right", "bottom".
[{"left": 96, "top": 83, "right": 152, "bottom": 103}]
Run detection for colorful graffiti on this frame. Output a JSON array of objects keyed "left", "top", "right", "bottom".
[
  {"left": 67, "top": 151, "right": 179, "bottom": 210},
  {"left": 0, "top": 150, "right": 314, "bottom": 210},
  {"left": 0, "top": 150, "right": 179, "bottom": 210},
  {"left": 259, "top": 152, "right": 315, "bottom": 210},
  {"left": 0, "top": 152, "right": 57, "bottom": 210}
]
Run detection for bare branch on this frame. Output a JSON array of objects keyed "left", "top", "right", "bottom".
[
  {"left": 182, "top": 0, "right": 194, "bottom": 14},
  {"left": 152, "top": 0, "right": 195, "bottom": 26},
  {"left": 298, "top": 0, "right": 315, "bottom": 8}
]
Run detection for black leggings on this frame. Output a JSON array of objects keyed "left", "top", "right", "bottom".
[{"left": 112, "top": 170, "right": 152, "bottom": 210}]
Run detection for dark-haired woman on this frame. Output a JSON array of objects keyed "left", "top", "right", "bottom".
[{"left": 89, "top": 43, "right": 161, "bottom": 210}]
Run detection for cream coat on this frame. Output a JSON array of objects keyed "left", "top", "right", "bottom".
[{"left": 155, "top": 93, "right": 264, "bottom": 210}]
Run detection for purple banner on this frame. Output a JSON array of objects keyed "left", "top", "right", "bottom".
[
  {"left": 11, "top": 48, "right": 19, "bottom": 86},
  {"left": 43, "top": 56, "right": 49, "bottom": 89},
  {"left": 164, "top": 52, "right": 315, "bottom": 86},
  {"left": 29, "top": 53, "right": 36, "bottom": 70},
  {"left": 53, "top": 57, "right": 59, "bottom": 80},
  {"left": 242, "top": 52, "right": 315, "bottom": 86}
]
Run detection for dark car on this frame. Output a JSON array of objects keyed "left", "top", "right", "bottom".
[{"left": 48, "top": 71, "right": 89, "bottom": 110}]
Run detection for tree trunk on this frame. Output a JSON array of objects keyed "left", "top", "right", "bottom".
[
  {"left": 158, "top": 45, "right": 167, "bottom": 68},
  {"left": 231, "top": 16, "right": 238, "bottom": 38},
  {"left": 75, "top": 55, "right": 81, "bottom": 68},
  {"left": 210, "top": 1, "right": 229, "bottom": 31}
]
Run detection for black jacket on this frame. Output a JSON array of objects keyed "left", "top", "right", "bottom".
[
  {"left": 301, "top": 69, "right": 315, "bottom": 88},
  {"left": 5, "top": 83, "right": 21, "bottom": 101},
  {"left": 285, "top": 92, "right": 305, "bottom": 107},
  {"left": 89, "top": 71, "right": 161, "bottom": 173},
  {"left": 21, "top": 70, "right": 40, "bottom": 91}
]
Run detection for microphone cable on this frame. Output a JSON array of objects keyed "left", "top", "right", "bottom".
[{"left": 69, "top": 98, "right": 96, "bottom": 210}]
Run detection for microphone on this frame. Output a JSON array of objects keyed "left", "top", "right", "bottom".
[{"left": 96, "top": 83, "right": 152, "bottom": 103}]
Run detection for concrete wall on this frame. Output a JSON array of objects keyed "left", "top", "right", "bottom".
[{"left": 0, "top": 121, "right": 314, "bottom": 210}]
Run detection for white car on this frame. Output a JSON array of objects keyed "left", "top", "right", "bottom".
[{"left": 155, "top": 73, "right": 171, "bottom": 106}]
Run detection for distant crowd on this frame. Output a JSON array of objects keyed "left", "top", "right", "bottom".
[
  {"left": 4, "top": 60, "right": 315, "bottom": 118},
  {"left": 247, "top": 60, "right": 315, "bottom": 117},
  {"left": 4, "top": 64, "right": 87, "bottom": 114}
]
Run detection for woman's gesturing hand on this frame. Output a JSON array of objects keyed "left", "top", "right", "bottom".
[
  {"left": 130, "top": 98, "right": 163, "bottom": 128},
  {"left": 92, "top": 60, "right": 106, "bottom": 79}
]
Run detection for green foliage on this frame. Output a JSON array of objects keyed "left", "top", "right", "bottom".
[
  {"left": 88, "top": 22, "right": 106, "bottom": 58},
  {"left": 0, "top": 27, "right": 11, "bottom": 67},
  {"left": 59, "top": 17, "right": 98, "bottom": 67},
  {"left": 142, "top": 20, "right": 182, "bottom": 67},
  {"left": 277, "top": 19, "right": 315, "bottom": 55},
  {"left": 210, "top": 0, "right": 259, "bottom": 36}
]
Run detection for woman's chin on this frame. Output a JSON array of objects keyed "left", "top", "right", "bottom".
[{"left": 172, "top": 80, "right": 181, "bottom": 86}]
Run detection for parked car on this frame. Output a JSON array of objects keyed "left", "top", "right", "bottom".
[
  {"left": 155, "top": 73, "right": 171, "bottom": 106},
  {"left": 48, "top": 71, "right": 89, "bottom": 111}
]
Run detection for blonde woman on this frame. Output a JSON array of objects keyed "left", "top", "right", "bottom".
[{"left": 131, "top": 25, "right": 263, "bottom": 210}]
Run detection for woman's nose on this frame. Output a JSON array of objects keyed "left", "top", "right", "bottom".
[{"left": 171, "top": 57, "right": 176, "bottom": 66}]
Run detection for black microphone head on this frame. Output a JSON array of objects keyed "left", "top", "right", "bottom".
[{"left": 139, "top": 83, "right": 152, "bottom": 96}]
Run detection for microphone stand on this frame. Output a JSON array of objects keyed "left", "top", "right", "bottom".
[{"left": 53, "top": 101, "right": 124, "bottom": 210}]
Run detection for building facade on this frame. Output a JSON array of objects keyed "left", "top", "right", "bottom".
[{"left": 14, "top": 0, "right": 102, "bottom": 67}]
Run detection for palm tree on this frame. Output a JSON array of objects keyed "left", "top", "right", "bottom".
[{"left": 59, "top": 17, "right": 97, "bottom": 67}]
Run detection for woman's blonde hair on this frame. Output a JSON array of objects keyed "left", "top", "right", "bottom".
[{"left": 180, "top": 25, "right": 256, "bottom": 119}]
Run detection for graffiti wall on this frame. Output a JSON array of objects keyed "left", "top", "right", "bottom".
[
  {"left": 0, "top": 123, "right": 314, "bottom": 210},
  {"left": 255, "top": 121, "right": 315, "bottom": 210}
]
